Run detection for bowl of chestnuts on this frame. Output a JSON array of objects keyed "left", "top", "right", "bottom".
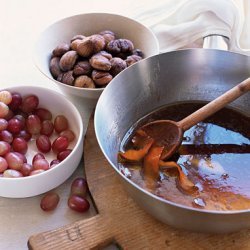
[
  {"left": 33, "top": 13, "right": 159, "bottom": 100},
  {"left": 0, "top": 86, "right": 83, "bottom": 198}
]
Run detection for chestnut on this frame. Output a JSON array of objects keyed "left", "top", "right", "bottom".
[
  {"left": 125, "top": 55, "right": 142, "bottom": 67},
  {"left": 74, "top": 75, "right": 95, "bottom": 88},
  {"left": 90, "top": 54, "right": 111, "bottom": 71},
  {"left": 92, "top": 70, "right": 113, "bottom": 86},
  {"left": 110, "top": 57, "right": 127, "bottom": 76}
]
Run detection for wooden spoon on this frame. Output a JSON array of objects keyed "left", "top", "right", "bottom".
[{"left": 141, "top": 77, "right": 250, "bottom": 160}]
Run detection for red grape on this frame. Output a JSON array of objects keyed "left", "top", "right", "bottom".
[
  {"left": 5, "top": 152, "right": 24, "bottom": 170},
  {"left": 32, "top": 153, "right": 45, "bottom": 164},
  {"left": 34, "top": 108, "right": 52, "bottom": 121},
  {"left": 29, "top": 169, "right": 45, "bottom": 176},
  {"left": 0, "top": 156, "right": 8, "bottom": 173},
  {"left": 33, "top": 158, "right": 49, "bottom": 171},
  {"left": 7, "top": 118, "right": 23, "bottom": 134},
  {"left": 4, "top": 109, "right": 14, "bottom": 121},
  {"left": 20, "top": 163, "right": 33, "bottom": 176},
  {"left": 0, "top": 141, "right": 11, "bottom": 156},
  {"left": 14, "top": 152, "right": 27, "bottom": 163},
  {"left": 3, "top": 169, "right": 23, "bottom": 178},
  {"left": 68, "top": 195, "right": 90, "bottom": 213},
  {"left": 21, "top": 95, "right": 39, "bottom": 113},
  {"left": 9, "top": 92, "right": 22, "bottom": 111},
  {"left": 52, "top": 136, "right": 69, "bottom": 154},
  {"left": 36, "top": 135, "right": 51, "bottom": 153},
  {"left": 0, "top": 130, "right": 13, "bottom": 144},
  {"left": 54, "top": 115, "right": 68, "bottom": 133},
  {"left": 57, "top": 149, "right": 72, "bottom": 161},
  {"left": 26, "top": 114, "right": 41, "bottom": 134},
  {"left": 40, "top": 192, "right": 60, "bottom": 211},
  {"left": 70, "top": 177, "right": 88, "bottom": 198},
  {"left": 12, "top": 137, "right": 28, "bottom": 154},
  {"left": 13, "top": 114, "right": 26, "bottom": 128},
  {"left": 0, "top": 102, "right": 9, "bottom": 118},
  {"left": 0, "top": 118, "right": 8, "bottom": 131},
  {"left": 40, "top": 120, "right": 54, "bottom": 136},
  {"left": 0, "top": 91, "right": 12, "bottom": 105},
  {"left": 59, "top": 129, "right": 75, "bottom": 142},
  {"left": 50, "top": 159, "right": 60, "bottom": 166}
]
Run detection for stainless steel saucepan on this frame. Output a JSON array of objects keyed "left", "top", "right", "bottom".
[{"left": 94, "top": 35, "right": 250, "bottom": 233}]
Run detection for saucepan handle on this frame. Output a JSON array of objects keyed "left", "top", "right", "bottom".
[{"left": 203, "top": 34, "right": 229, "bottom": 51}]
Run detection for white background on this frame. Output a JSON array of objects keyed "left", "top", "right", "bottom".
[{"left": 1, "top": 0, "right": 248, "bottom": 249}]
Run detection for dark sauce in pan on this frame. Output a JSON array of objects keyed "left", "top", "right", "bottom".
[{"left": 118, "top": 103, "right": 250, "bottom": 211}]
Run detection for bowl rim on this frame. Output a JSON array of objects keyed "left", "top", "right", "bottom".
[
  {"left": 0, "top": 85, "right": 83, "bottom": 181},
  {"left": 33, "top": 12, "right": 160, "bottom": 93}
]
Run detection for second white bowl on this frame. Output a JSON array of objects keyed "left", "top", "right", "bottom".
[
  {"left": 0, "top": 86, "right": 83, "bottom": 198},
  {"left": 34, "top": 13, "right": 159, "bottom": 100}
]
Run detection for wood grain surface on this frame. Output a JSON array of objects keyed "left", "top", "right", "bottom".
[{"left": 28, "top": 116, "right": 250, "bottom": 250}]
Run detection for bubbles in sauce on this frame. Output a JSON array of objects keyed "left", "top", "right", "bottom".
[
  {"left": 193, "top": 197, "right": 206, "bottom": 208},
  {"left": 118, "top": 103, "right": 250, "bottom": 211}
]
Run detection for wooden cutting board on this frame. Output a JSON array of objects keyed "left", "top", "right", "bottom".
[{"left": 28, "top": 116, "right": 250, "bottom": 249}]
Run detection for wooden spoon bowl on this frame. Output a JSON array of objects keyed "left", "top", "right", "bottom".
[{"left": 141, "top": 77, "right": 250, "bottom": 160}]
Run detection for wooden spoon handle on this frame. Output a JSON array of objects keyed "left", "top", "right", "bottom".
[{"left": 178, "top": 77, "right": 250, "bottom": 131}]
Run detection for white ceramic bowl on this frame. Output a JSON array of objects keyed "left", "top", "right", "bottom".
[
  {"left": 0, "top": 86, "right": 83, "bottom": 198},
  {"left": 33, "top": 13, "right": 159, "bottom": 100}
]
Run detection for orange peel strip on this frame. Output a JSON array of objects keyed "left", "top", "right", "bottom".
[
  {"left": 119, "top": 138, "right": 154, "bottom": 162},
  {"left": 159, "top": 160, "right": 197, "bottom": 193},
  {"left": 144, "top": 145, "right": 164, "bottom": 180}
]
